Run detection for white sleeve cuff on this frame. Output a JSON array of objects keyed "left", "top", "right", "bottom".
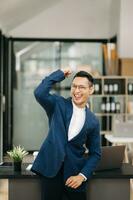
[{"left": 79, "top": 173, "right": 87, "bottom": 181}]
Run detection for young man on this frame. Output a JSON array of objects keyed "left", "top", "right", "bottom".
[{"left": 31, "top": 69, "right": 101, "bottom": 200}]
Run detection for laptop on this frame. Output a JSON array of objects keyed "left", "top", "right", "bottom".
[
  {"left": 113, "top": 121, "right": 133, "bottom": 137},
  {"left": 95, "top": 145, "right": 125, "bottom": 171}
]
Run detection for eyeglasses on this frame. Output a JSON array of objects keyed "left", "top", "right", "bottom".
[{"left": 71, "top": 84, "right": 90, "bottom": 91}]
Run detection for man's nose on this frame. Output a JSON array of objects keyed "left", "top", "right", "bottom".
[{"left": 75, "top": 87, "right": 80, "bottom": 92}]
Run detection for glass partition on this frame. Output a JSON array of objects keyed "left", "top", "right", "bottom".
[
  {"left": 0, "top": 51, "right": 3, "bottom": 164},
  {"left": 13, "top": 41, "right": 103, "bottom": 150},
  {"left": 0, "top": 84, "right": 3, "bottom": 164}
]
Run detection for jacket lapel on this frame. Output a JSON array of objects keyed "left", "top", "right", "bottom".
[
  {"left": 68, "top": 106, "right": 89, "bottom": 142},
  {"left": 65, "top": 98, "right": 73, "bottom": 137},
  {"left": 66, "top": 101, "right": 91, "bottom": 142}
]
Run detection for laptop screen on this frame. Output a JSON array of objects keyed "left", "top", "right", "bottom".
[{"left": 95, "top": 145, "right": 125, "bottom": 171}]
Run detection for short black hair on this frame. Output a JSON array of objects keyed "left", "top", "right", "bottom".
[{"left": 73, "top": 71, "right": 94, "bottom": 85}]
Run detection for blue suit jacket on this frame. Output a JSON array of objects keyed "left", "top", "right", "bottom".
[{"left": 31, "top": 70, "right": 101, "bottom": 191}]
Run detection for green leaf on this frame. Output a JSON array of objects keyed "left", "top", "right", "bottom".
[{"left": 7, "top": 145, "right": 29, "bottom": 162}]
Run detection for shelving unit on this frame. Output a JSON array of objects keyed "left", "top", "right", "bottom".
[{"left": 90, "top": 76, "right": 133, "bottom": 136}]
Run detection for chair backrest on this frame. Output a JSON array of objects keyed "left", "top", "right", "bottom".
[{"left": 113, "top": 121, "right": 133, "bottom": 137}]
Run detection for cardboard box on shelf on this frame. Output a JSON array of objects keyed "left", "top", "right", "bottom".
[
  {"left": 102, "top": 43, "right": 119, "bottom": 75},
  {"left": 120, "top": 58, "right": 133, "bottom": 76},
  {"left": 127, "top": 101, "right": 133, "bottom": 114}
]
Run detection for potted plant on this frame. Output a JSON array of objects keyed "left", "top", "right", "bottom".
[{"left": 7, "top": 145, "right": 29, "bottom": 171}]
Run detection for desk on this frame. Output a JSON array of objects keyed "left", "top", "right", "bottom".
[{"left": 0, "top": 163, "right": 133, "bottom": 200}]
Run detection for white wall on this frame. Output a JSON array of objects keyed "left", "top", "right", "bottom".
[
  {"left": 9, "top": 0, "right": 111, "bottom": 38},
  {"left": 4, "top": 0, "right": 133, "bottom": 58},
  {"left": 118, "top": 0, "right": 133, "bottom": 58},
  {"left": 109, "top": 0, "right": 121, "bottom": 38}
]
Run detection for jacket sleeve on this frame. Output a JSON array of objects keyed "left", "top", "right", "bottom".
[
  {"left": 34, "top": 69, "right": 65, "bottom": 117},
  {"left": 80, "top": 120, "right": 101, "bottom": 179}
]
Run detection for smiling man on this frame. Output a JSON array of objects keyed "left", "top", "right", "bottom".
[
  {"left": 31, "top": 69, "right": 101, "bottom": 200},
  {"left": 71, "top": 71, "right": 94, "bottom": 108}
]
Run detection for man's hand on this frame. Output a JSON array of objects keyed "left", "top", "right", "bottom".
[
  {"left": 61, "top": 69, "right": 72, "bottom": 77},
  {"left": 65, "top": 175, "right": 85, "bottom": 189}
]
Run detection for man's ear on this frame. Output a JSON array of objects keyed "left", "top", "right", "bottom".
[{"left": 89, "top": 85, "right": 94, "bottom": 95}]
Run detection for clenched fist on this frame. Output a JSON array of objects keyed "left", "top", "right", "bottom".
[{"left": 61, "top": 69, "right": 72, "bottom": 77}]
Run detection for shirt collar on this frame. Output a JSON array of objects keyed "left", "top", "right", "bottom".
[{"left": 72, "top": 100, "right": 86, "bottom": 111}]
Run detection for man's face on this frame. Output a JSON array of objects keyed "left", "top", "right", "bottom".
[{"left": 70, "top": 77, "right": 94, "bottom": 108}]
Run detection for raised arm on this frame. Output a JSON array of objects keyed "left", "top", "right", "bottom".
[{"left": 34, "top": 69, "right": 72, "bottom": 117}]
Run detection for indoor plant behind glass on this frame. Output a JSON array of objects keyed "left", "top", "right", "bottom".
[{"left": 7, "top": 145, "right": 29, "bottom": 171}]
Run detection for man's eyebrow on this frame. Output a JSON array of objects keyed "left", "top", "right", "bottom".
[
  {"left": 72, "top": 83, "right": 87, "bottom": 86},
  {"left": 72, "top": 83, "right": 91, "bottom": 86}
]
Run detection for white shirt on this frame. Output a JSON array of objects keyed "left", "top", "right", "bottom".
[
  {"left": 68, "top": 102, "right": 85, "bottom": 141},
  {"left": 68, "top": 101, "right": 87, "bottom": 181}
]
